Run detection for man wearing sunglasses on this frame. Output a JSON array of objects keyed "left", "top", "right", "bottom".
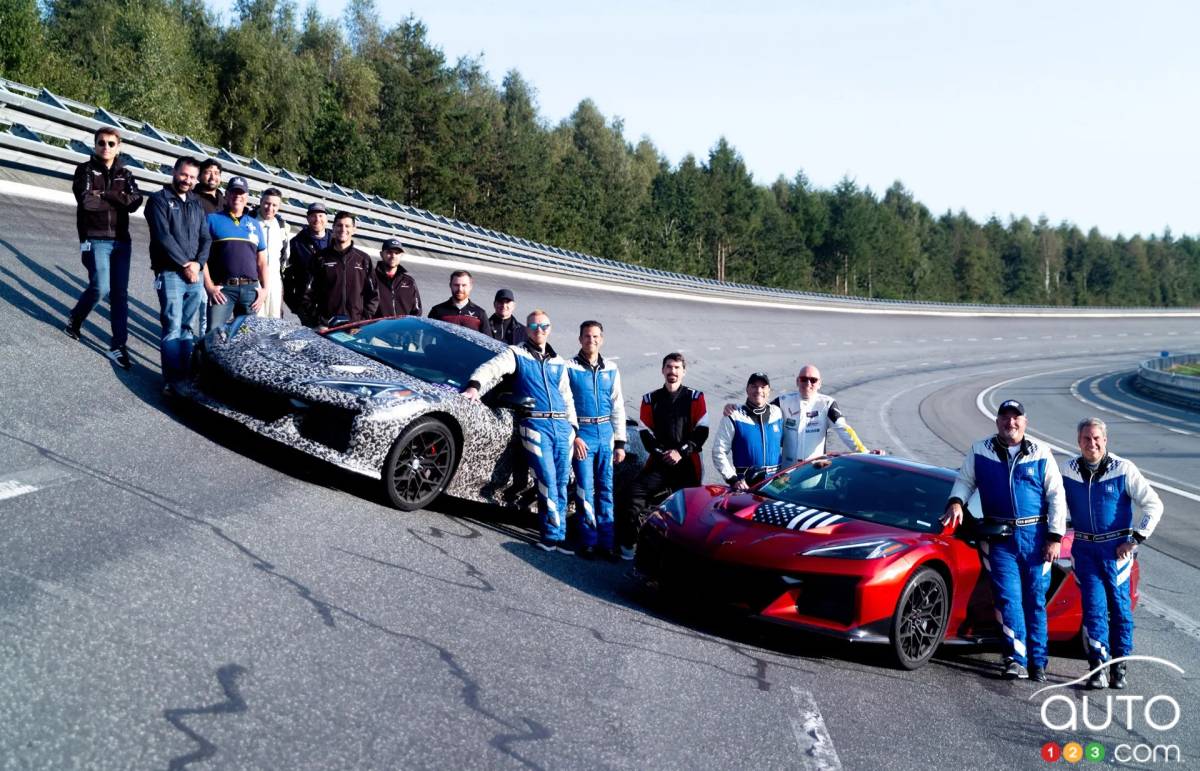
[
  {"left": 65, "top": 127, "right": 143, "bottom": 369},
  {"left": 463, "top": 311, "right": 579, "bottom": 554},
  {"left": 725, "top": 364, "right": 866, "bottom": 466}
]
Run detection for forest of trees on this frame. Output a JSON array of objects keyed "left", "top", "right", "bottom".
[{"left": 2, "top": 0, "right": 1197, "bottom": 307}]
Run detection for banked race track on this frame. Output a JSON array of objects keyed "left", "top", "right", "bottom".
[{"left": 2, "top": 165, "right": 1199, "bottom": 770}]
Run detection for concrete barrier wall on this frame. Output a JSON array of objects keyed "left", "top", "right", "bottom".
[{"left": 1136, "top": 353, "right": 1200, "bottom": 409}]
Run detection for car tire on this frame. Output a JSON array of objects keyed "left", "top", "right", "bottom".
[
  {"left": 383, "top": 417, "right": 458, "bottom": 511},
  {"left": 889, "top": 567, "right": 949, "bottom": 670}
]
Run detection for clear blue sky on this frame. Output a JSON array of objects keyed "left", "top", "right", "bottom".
[{"left": 217, "top": 0, "right": 1197, "bottom": 238}]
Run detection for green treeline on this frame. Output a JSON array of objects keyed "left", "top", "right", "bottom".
[{"left": 3, "top": 0, "right": 1197, "bottom": 307}]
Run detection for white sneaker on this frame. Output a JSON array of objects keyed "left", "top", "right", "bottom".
[{"left": 619, "top": 546, "right": 636, "bottom": 561}]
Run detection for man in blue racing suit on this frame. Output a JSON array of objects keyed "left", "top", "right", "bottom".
[
  {"left": 566, "top": 320, "right": 626, "bottom": 560},
  {"left": 1061, "top": 417, "right": 1163, "bottom": 689},
  {"left": 463, "top": 310, "right": 578, "bottom": 553},
  {"left": 712, "top": 372, "right": 783, "bottom": 489},
  {"left": 943, "top": 399, "right": 1067, "bottom": 682}
]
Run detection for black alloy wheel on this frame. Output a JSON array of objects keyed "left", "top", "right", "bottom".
[
  {"left": 383, "top": 417, "right": 458, "bottom": 511},
  {"left": 890, "top": 567, "right": 949, "bottom": 670}
]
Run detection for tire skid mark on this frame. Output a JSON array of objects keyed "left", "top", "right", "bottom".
[
  {"left": 163, "top": 664, "right": 248, "bottom": 771},
  {"left": 336, "top": 545, "right": 494, "bottom": 592},
  {"left": 509, "top": 605, "right": 812, "bottom": 692},
  {"left": 0, "top": 430, "right": 552, "bottom": 768}
]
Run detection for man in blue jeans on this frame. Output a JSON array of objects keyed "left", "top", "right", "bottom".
[
  {"left": 203, "top": 176, "right": 267, "bottom": 329},
  {"left": 64, "top": 126, "right": 143, "bottom": 368},
  {"left": 146, "top": 156, "right": 211, "bottom": 395}
]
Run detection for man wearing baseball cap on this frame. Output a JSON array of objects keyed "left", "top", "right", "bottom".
[
  {"left": 203, "top": 175, "right": 268, "bottom": 330},
  {"left": 374, "top": 238, "right": 421, "bottom": 317},
  {"left": 712, "top": 372, "right": 784, "bottom": 490},
  {"left": 488, "top": 288, "right": 526, "bottom": 345},
  {"left": 943, "top": 398, "right": 1067, "bottom": 681},
  {"left": 282, "top": 201, "right": 331, "bottom": 324}
]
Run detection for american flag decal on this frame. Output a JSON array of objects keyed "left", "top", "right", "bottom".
[{"left": 752, "top": 501, "right": 843, "bottom": 530}]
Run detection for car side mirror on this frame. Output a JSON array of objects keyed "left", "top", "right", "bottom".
[
  {"left": 497, "top": 393, "right": 536, "bottom": 412},
  {"left": 744, "top": 467, "right": 771, "bottom": 487}
]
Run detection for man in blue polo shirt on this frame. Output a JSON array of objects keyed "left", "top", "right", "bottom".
[{"left": 203, "top": 176, "right": 268, "bottom": 330}]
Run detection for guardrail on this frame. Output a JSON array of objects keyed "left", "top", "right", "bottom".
[
  {"left": 2, "top": 75, "right": 1198, "bottom": 317},
  {"left": 1135, "top": 353, "right": 1200, "bottom": 409}
]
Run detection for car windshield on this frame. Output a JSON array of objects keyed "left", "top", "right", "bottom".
[
  {"left": 323, "top": 317, "right": 496, "bottom": 389},
  {"left": 757, "top": 456, "right": 952, "bottom": 533}
]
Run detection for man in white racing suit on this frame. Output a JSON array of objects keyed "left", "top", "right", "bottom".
[{"left": 728, "top": 364, "right": 865, "bottom": 466}]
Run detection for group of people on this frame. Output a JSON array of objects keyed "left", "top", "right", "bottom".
[
  {"left": 943, "top": 402, "right": 1163, "bottom": 687},
  {"left": 63, "top": 135, "right": 533, "bottom": 393},
  {"left": 64, "top": 131, "right": 1165, "bottom": 686}
]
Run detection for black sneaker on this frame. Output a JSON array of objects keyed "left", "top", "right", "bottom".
[
  {"left": 1029, "top": 665, "right": 1047, "bottom": 683},
  {"left": 63, "top": 321, "right": 81, "bottom": 341},
  {"left": 1002, "top": 658, "right": 1028, "bottom": 680},
  {"left": 1110, "top": 663, "right": 1127, "bottom": 689},
  {"left": 106, "top": 346, "right": 131, "bottom": 370}
]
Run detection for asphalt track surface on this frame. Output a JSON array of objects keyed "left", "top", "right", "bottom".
[{"left": 1, "top": 177, "right": 1199, "bottom": 770}]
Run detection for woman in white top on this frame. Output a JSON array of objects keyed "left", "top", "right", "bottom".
[{"left": 255, "top": 187, "right": 290, "bottom": 318}]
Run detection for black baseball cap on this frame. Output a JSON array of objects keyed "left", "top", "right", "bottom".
[
  {"left": 747, "top": 372, "right": 770, "bottom": 387},
  {"left": 307, "top": 201, "right": 327, "bottom": 214},
  {"left": 381, "top": 238, "right": 404, "bottom": 252},
  {"left": 494, "top": 288, "right": 515, "bottom": 302},
  {"left": 226, "top": 176, "right": 249, "bottom": 193},
  {"left": 997, "top": 399, "right": 1025, "bottom": 416}
]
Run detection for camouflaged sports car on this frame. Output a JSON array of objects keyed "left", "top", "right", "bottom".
[{"left": 188, "top": 315, "right": 641, "bottom": 512}]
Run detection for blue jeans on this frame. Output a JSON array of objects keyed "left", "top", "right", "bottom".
[
  {"left": 155, "top": 271, "right": 205, "bottom": 384},
  {"left": 207, "top": 282, "right": 260, "bottom": 331},
  {"left": 70, "top": 239, "right": 131, "bottom": 348}
]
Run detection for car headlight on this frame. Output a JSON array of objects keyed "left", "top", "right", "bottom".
[
  {"left": 802, "top": 539, "right": 909, "bottom": 560},
  {"left": 654, "top": 490, "right": 687, "bottom": 525},
  {"left": 307, "top": 380, "right": 413, "bottom": 400}
]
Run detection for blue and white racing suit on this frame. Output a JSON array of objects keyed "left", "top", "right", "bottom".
[
  {"left": 1061, "top": 452, "right": 1162, "bottom": 664},
  {"left": 950, "top": 436, "right": 1067, "bottom": 668},
  {"left": 468, "top": 341, "right": 577, "bottom": 544},
  {"left": 711, "top": 403, "right": 784, "bottom": 484},
  {"left": 566, "top": 354, "right": 626, "bottom": 549}
]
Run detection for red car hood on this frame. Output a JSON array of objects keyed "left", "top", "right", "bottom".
[{"left": 670, "top": 488, "right": 932, "bottom": 572}]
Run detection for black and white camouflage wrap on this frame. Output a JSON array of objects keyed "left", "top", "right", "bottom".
[{"left": 186, "top": 316, "right": 643, "bottom": 507}]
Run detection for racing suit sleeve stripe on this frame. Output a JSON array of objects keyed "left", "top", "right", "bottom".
[
  {"left": 466, "top": 347, "right": 517, "bottom": 392},
  {"left": 610, "top": 368, "right": 627, "bottom": 443},
  {"left": 558, "top": 361, "right": 578, "bottom": 430},
  {"left": 687, "top": 392, "right": 710, "bottom": 452},
  {"left": 711, "top": 415, "right": 737, "bottom": 482},
  {"left": 1041, "top": 446, "right": 1068, "bottom": 537},
  {"left": 639, "top": 395, "right": 661, "bottom": 455},
  {"left": 1126, "top": 462, "right": 1164, "bottom": 540},
  {"left": 833, "top": 417, "right": 866, "bottom": 453},
  {"left": 949, "top": 442, "right": 979, "bottom": 504}
]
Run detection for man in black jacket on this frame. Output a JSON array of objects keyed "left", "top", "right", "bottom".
[
  {"left": 283, "top": 202, "right": 330, "bottom": 325},
  {"left": 618, "top": 352, "right": 709, "bottom": 558},
  {"left": 195, "top": 159, "right": 224, "bottom": 215},
  {"left": 146, "top": 156, "right": 211, "bottom": 393},
  {"left": 302, "top": 211, "right": 378, "bottom": 326},
  {"left": 488, "top": 288, "right": 527, "bottom": 344},
  {"left": 64, "top": 127, "right": 143, "bottom": 369},
  {"left": 428, "top": 270, "right": 488, "bottom": 332},
  {"left": 374, "top": 238, "right": 421, "bottom": 317}
]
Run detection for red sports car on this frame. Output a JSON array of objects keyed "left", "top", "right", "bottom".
[{"left": 634, "top": 453, "right": 1139, "bottom": 669}]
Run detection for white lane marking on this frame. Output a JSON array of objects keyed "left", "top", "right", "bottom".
[
  {"left": 764, "top": 343, "right": 776, "bottom": 348},
  {"left": 0, "top": 480, "right": 38, "bottom": 501},
  {"left": 876, "top": 365, "right": 1016, "bottom": 458},
  {"left": 992, "top": 337, "right": 1004, "bottom": 341},
  {"left": 818, "top": 342, "right": 828, "bottom": 346},
  {"left": 967, "top": 337, "right": 978, "bottom": 342},
  {"left": 707, "top": 346, "right": 721, "bottom": 351},
  {"left": 1041, "top": 335, "right": 1053, "bottom": 340},
  {"left": 7, "top": 179, "right": 1200, "bottom": 319},
  {"left": 790, "top": 342, "right": 803, "bottom": 346},
  {"left": 607, "top": 356, "right": 620, "bottom": 361},
  {"left": 1070, "top": 371, "right": 1198, "bottom": 433},
  {"left": 942, "top": 338, "right": 954, "bottom": 342},
  {"left": 789, "top": 687, "right": 842, "bottom": 771},
  {"left": 737, "top": 345, "right": 750, "bottom": 349},
  {"left": 976, "top": 373, "right": 1200, "bottom": 502},
  {"left": 868, "top": 340, "right": 878, "bottom": 344},
  {"left": 1140, "top": 593, "right": 1200, "bottom": 644},
  {"left": 642, "top": 352, "right": 657, "bottom": 357}
]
